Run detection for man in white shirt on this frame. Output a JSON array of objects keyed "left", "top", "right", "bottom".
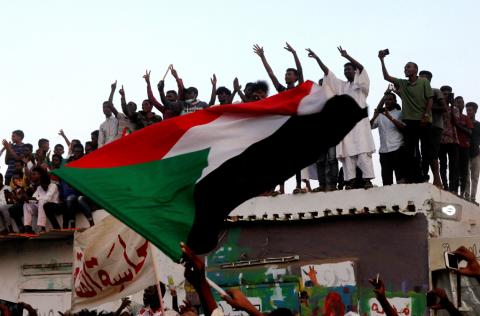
[
  {"left": 98, "top": 81, "right": 119, "bottom": 148},
  {"left": 371, "top": 92, "right": 406, "bottom": 185},
  {"left": 307, "top": 47, "right": 375, "bottom": 189}
]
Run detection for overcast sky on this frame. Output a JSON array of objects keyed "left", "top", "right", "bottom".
[{"left": 1, "top": 0, "right": 479, "bottom": 197}]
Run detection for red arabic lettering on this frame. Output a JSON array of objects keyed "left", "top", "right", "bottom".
[
  {"left": 107, "top": 242, "right": 116, "bottom": 258},
  {"left": 118, "top": 235, "right": 148, "bottom": 274}
]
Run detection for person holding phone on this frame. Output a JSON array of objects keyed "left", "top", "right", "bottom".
[
  {"left": 378, "top": 50, "right": 434, "bottom": 184},
  {"left": 371, "top": 90, "right": 406, "bottom": 185}
]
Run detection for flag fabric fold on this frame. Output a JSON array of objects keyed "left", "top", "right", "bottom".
[{"left": 54, "top": 81, "right": 367, "bottom": 260}]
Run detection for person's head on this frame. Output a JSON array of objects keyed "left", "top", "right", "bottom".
[
  {"left": 343, "top": 63, "right": 357, "bottom": 82},
  {"left": 285, "top": 68, "right": 299, "bottom": 85},
  {"left": 14, "top": 160, "right": 25, "bottom": 171},
  {"left": 466, "top": 102, "right": 478, "bottom": 120},
  {"left": 91, "top": 130, "right": 99, "bottom": 145},
  {"left": 244, "top": 82, "right": 255, "bottom": 100},
  {"left": 85, "top": 141, "right": 94, "bottom": 154},
  {"left": 103, "top": 101, "right": 112, "bottom": 117},
  {"left": 185, "top": 87, "right": 198, "bottom": 101},
  {"left": 71, "top": 139, "right": 81, "bottom": 148},
  {"left": 142, "top": 100, "right": 153, "bottom": 113},
  {"left": 12, "top": 171, "right": 24, "bottom": 187},
  {"left": 54, "top": 144, "right": 64, "bottom": 156},
  {"left": 419, "top": 70, "right": 433, "bottom": 82},
  {"left": 72, "top": 143, "right": 84, "bottom": 160},
  {"left": 404, "top": 62, "right": 419, "bottom": 77},
  {"left": 440, "top": 85, "right": 453, "bottom": 103},
  {"left": 384, "top": 92, "right": 398, "bottom": 111},
  {"left": 166, "top": 90, "right": 178, "bottom": 102},
  {"left": 11, "top": 130, "right": 24, "bottom": 144},
  {"left": 143, "top": 283, "right": 166, "bottom": 309},
  {"left": 31, "top": 166, "right": 50, "bottom": 188},
  {"left": 252, "top": 80, "right": 269, "bottom": 101},
  {"left": 126, "top": 101, "right": 138, "bottom": 115},
  {"left": 455, "top": 96, "right": 464, "bottom": 111},
  {"left": 24, "top": 143, "right": 33, "bottom": 158},
  {"left": 38, "top": 138, "right": 50, "bottom": 152},
  {"left": 216, "top": 86, "right": 232, "bottom": 104},
  {"left": 51, "top": 154, "right": 62, "bottom": 169}
]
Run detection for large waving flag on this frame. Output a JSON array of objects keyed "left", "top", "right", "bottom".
[{"left": 54, "top": 81, "right": 367, "bottom": 261}]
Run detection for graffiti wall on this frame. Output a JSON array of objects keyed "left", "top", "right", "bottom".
[{"left": 207, "top": 214, "right": 429, "bottom": 315}]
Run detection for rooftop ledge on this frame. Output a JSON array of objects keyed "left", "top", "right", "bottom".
[{"left": 228, "top": 183, "right": 479, "bottom": 223}]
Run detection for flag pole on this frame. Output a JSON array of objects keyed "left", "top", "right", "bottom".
[
  {"left": 206, "top": 277, "right": 228, "bottom": 297},
  {"left": 149, "top": 243, "right": 167, "bottom": 316}
]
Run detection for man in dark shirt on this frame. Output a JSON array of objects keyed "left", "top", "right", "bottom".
[
  {"left": 2, "top": 130, "right": 26, "bottom": 185},
  {"left": 158, "top": 81, "right": 209, "bottom": 116},
  {"left": 253, "top": 42, "right": 307, "bottom": 193},
  {"left": 465, "top": 102, "right": 480, "bottom": 202},
  {"left": 454, "top": 97, "right": 473, "bottom": 197}
]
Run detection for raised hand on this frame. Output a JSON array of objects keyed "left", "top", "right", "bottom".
[
  {"left": 303, "top": 265, "right": 319, "bottom": 285},
  {"left": 337, "top": 46, "right": 348, "bottom": 57},
  {"left": 181, "top": 242, "right": 205, "bottom": 290},
  {"left": 211, "top": 74, "right": 217, "bottom": 86},
  {"left": 157, "top": 80, "right": 165, "bottom": 91},
  {"left": 306, "top": 48, "right": 318, "bottom": 59},
  {"left": 253, "top": 44, "right": 264, "bottom": 57},
  {"left": 143, "top": 70, "right": 151, "bottom": 84},
  {"left": 58, "top": 129, "right": 65, "bottom": 137},
  {"left": 111, "top": 80, "right": 117, "bottom": 91},
  {"left": 2, "top": 139, "right": 10, "bottom": 148},
  {"left": 454, "top": 246, "right": 480, "bottom": 277},
  {"left": 368, "top": 277, "right": 386, "bottom": 299},
  {"left": 378, "top": 49, "right": 387, "bottom": 60},
  {"left": 119, "top": 85, "right": 125, "bottom": 97},
  {"left": 170, "top": 66, "right": 179, "bottom": 79},
  {"left": 233, "top": 77, "right": 242, "bottom": 92},
  {"left": 284, "top": 42, "right": 296, "bottom": 53}
]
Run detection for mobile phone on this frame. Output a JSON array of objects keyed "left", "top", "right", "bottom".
[
  {"left": 444, "top": 252, "right": 459, "bottom": 270},
  {"left": 381, "top": 49, "right": 390, "bottom": 56}
]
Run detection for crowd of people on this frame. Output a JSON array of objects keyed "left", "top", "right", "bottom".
[
  {"left": 1, "top": 244, "right": 478, "bottom": 316},
  {"left": 1, "top": 43, "right": 479, "bottom": 234}
]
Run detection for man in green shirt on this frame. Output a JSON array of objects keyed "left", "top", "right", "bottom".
[{"left": 378, "top": 50, "right": 433, "bottom": 183}]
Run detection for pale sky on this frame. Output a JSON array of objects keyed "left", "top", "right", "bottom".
[{"left": 1, "top": 0, "right": 479, "bottom": 198}]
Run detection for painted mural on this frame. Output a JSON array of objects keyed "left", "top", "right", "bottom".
[{"left": 206, "top": 228, "right": 427, "bottom": 316}]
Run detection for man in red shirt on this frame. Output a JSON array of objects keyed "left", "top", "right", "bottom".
[{"left": 454, "top": 96, "right": 473, "bottom": 197}]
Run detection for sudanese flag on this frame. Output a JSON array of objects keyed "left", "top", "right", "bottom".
[{"left": 54, "top": 81, "right": 367, "bottom": 261}]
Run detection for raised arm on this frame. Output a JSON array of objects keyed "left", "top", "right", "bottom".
[
  {"left": 378, "top": 51, "right": 397, "bottom": 83},
  {"left": 143, "top": 70, "right": 166, "bottom": 114},
  {"left": 170, "top": 66, "right": 185, "bottom": 101},
  {"left": 118, "top": 85, "right": 134, "bottom": 118},
  {"left": 368, "top": 278, "right": 399, "bottom": 316},
  {"left": 285, "top": 42, "right": 303, "bottom": 83},
  {"left": 2, "top": 140, "right": 20, "bottom": 162},
  {"left": 338, "top": 46, "right": 363, "bottom": 73},
  {"left": 208, "top": 74, "right": 217, "bottom": 106},
  {"left": 58, "top": 129, "right": 71, "bottom": 148},
  {"left": 306, "top": 48, "right": 329, "bottom": 76},
  {"left": 230, "top": 77, "right": 242, "bottom": 103},
  {"left": 253, "top": 44, "right": 284, "bottom": 92},
  {"left": 371, "top": 95, "right": 386, "bottom": 127},
  {"left": 108, "top": 80, "right": 118, "bottom": 117}
]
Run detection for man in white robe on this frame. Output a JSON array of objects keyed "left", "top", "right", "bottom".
[{"left": 307, "top": 47, "right": 375, "bottom": 189}]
